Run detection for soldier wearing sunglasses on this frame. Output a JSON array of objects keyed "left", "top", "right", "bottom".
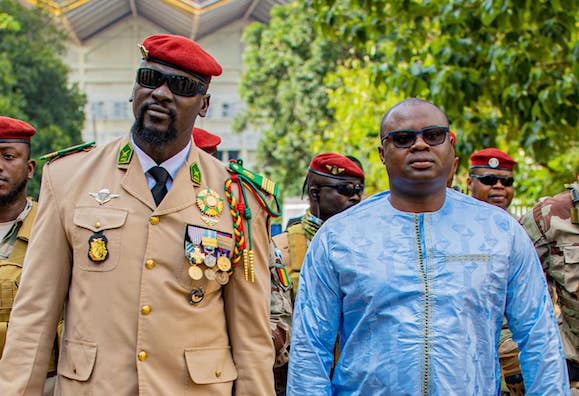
[
  {"left": 271, "top": 152, "right": 364, "bottom": 395},
  {"left": 0, "top": 35, "right": 276, "bottom": 395},
  {"left": 467, "top": 148, "right": 517, "bottom": 211},
  {"left": 287, "top": 98, "right": 568, "bottom": 395},
  {"left": 467, "top": 148, "right": 523, "bottom": 395}
]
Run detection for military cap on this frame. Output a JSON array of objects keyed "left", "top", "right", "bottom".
[
  {"left": 308, "top": 152, "right": 365, "bottom": 180},
  {"left": 470, "top": 148, "right": 517, "bottom": 171},
  {"left": 449, "top": 130, "right": 456, "bottom": 146},
  {"left": 192, "top": 127, "right": 221, "bottom": 154},
  {"left": 139, "top": 34, "right": 222, "bottom": 82},
  {"left": 0, "top": 116, "right": 36, "bottom": 144}
]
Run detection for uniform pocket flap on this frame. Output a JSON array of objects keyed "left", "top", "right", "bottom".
[
  {"left": 184, "top": 346, "right": 238, "bottom": 384},
  {"left": 73, "top": 207, "right": 128, "bottom": 232},
  {"left": 564, "top": 246, "right": 579, "bottom": 264},
  {"left": 57, "top": 338, "right": 97, "bottom": 381}
]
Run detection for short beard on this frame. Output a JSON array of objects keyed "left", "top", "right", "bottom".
[
  {"left": 131, "top": 103, "right": 178, "bottom": 146},
  {"left": 0, "top": 178, "right": 27, "bottom": 206}
]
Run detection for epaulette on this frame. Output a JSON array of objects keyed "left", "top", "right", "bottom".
[
  {"left": 39, "top": 141, "right": 96, "bottom": 162},
  {"left": 227, "top": 159, "right": 282, "bottom": 218}
]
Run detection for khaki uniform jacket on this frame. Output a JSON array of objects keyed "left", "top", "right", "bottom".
[{"left": 0, "top": 136, "right": 275, "bottom": 396}]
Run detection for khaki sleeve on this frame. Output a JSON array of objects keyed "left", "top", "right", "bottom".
[
  {"left": 0, "top": 165, "right": 72, "bottom": 395},
  {"left": 224, "top": 196, "right": 275, "bottom": 395}
]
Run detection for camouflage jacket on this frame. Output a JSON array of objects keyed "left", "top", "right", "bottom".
[
  {"left": 269, "top": 241, "right": 292, "bottom": 368},
  {"left": 520, "top": 182, "right": 579, "bottom": 362}
]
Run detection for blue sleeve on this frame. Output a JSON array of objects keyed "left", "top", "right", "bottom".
[
  {"left": 505, "top": 221, "right": 570, "bottom": 394},
  {"left": 287, "top": 227, "right": 341, "bottom": 395}
]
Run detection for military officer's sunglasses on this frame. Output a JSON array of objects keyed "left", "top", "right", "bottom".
[
  {"left": 136, "top": 68, "right": 207, "bottom": 97},
  {"left": 317, "top": 183, "right": 364, "bottom": 197},
  {"left": 470, "top": 174, "right": 515, "bottom": 187},
  {"left": 381, "top": 126, "right": 449, "bottom": 149}
]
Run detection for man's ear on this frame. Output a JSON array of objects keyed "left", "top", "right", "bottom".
[
  {"left": 27, "top": 159, "right": 36, "bottom": 180},
  {"left": 309, "top": 187, "right": 320, "bottom": 202},
  {"left": 197, "top": 94, "right": 211, "bottom": 118},
  {"left": 378, "top": 145, "right": 386, "bottom": 164}
]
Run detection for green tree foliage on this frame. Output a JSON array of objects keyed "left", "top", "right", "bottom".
[
  {"left": 0, "top": 0, "right": 86, "bottom": 198},
  {"left": 234, "top": 3, "right": 348, "bottom": 196},
  {"left": 306, "top": 0, "right": 578, "bottom": 203}
]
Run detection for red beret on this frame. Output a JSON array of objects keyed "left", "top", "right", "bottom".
[
  {"left": 139, "top": 34, "right": 222, "bottom": 81},
  {"left": 192, "top": 127, "right": 221, "bottom": 154},
  {"left": 0, "top": 116, "right": 36, "bottom": 143},
  {"left": 309, "top": 152, "right": 365, "bottom": 180},
  {"left": 449, "top": 130, "right": 456, "bottom": 146},
  {"left": 470, "top": 148, "right": 517, "bottom": 170}
]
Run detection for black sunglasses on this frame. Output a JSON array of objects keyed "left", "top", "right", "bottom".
[
  {"left": 470, "top": 174, "right": 515, "bottom": 187},
  {"left": 316, "top": 183, "right": 364, "bottom": 197},
  {"left": 381, "top": 126, "right": 449, "bottom": 149},
  {"left": 136, "top": 68, "right": 207, "bottom": 97}
]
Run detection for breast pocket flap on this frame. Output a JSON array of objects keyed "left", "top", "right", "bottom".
[
  {"left": 184, "top": 346, "right": 238, "bottom": 384},
  {"left": 57, "top": 338, "right": 97, "bottom": 381},
  {"left": 73, "top": 207, "right": 128, "bottom": 232}
]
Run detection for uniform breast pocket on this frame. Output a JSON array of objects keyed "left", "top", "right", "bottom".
[{"left": 72, "top": 207, "right": 128, "bottom": 272}]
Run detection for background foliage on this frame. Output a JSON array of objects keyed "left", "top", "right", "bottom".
[
  {"left": 238, "top": 0, "right": 578, "bottom": 206},
  {"left": 0, "top": 0, "right": 86, "bottom": 198}
]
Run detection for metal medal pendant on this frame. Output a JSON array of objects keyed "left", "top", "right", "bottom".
[
  {"left": 204, "top": 253, "right": 217, "bottom": 267},
  {"left": 188, "top": 265, "right": 203, "bottom": 280},
  {"left": 215, "top": 271, "right": 230, "bottom": 286},
  {"left": 217, "top": 255, "right": 231, "bottom": 272},
  {"left": 204, "top": 268, "right": 216, "bottom": 281}
]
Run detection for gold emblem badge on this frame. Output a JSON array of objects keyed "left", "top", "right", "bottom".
[
  {"left": 88, "top": 233, "right": 109, "bottom": 262},
  {"left": 488, "top": 157, "right": 499, "bottom": 168},
  {"left": 188, "top": 288, "right": 204, "bottom": 304},
  {"left": 325, "top": 165, "right": 345, "bottom": 175},
  {"left": 196, "top": 188, "right": 224, "bottom": 217}
]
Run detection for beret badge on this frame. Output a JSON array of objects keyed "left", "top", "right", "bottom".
[
  {"left": 488, "top": 158, "right": 499, "bottom": 168},
  {"left": 139, "top": 44, "right": 149, "bottom": 58},
  {"left": 326, "top": 165, "right": 345, "bottom": 176}
]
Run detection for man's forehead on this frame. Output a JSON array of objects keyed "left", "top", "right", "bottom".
[
  {"left": 384, "top": 103, "right": 447, "bottom": 131},
  {"left": 471, "top": 168, "right": 514, "bottom": 177},
  {"left": 0, "top": 142, "right": 29, "bottom": 152}
]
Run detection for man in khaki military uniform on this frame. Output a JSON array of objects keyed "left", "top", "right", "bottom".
[
  {"left": 521, "top": 180, "right": 579, "bottom": 395},
  {"left": 271, "top": 152, "right": 364, "bottom": 395},
  {"left": 467, "top": 148, "right": 523, "bottom": 395},
  {"left": 0, "top": 34, "right": 275, "bottom": 395},
  {"left": 0, "top": 117, "right": 61, "bottom": 396}
]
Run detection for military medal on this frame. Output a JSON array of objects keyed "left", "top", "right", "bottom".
[
  {"left": 204, "top": 268, "right": 216, "bottom": 281},
  {"left": 215, "top": 271, "right": 230, "bottom": 286},
  {"left": 217, "top": 252, "right": 231, "bottom": 272},
  {"left": 188, "top": 288, "right": 204, "bottom": 304},
  {"left": 188, "top": 265, "right": 203, "bottom": 280},
  {"left": 196, "top": 188, "right": 223, "bottom": 217},
  {"left": 204, "top": 250, "right": 216, "bottom": 267},
  {"left": 88, "top": 232, "right": 109, "bottom": 263}
]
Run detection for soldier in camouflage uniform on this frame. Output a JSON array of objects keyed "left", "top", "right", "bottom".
[{"left": 521, "top": 180, "right": 579, "bottom": 394}]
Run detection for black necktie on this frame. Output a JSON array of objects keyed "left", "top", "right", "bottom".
[{"left": 148, "top": 166, "right": 170, "bottom": 206}]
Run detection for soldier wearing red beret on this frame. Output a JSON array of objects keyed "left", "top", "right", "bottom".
[
  {"left": 467, "top": 147, "right": 517, "bottom": 211},
  {"left": 467, "top": 147, "right": 523, "bottom": 394},
  {"left": 0, "top": 35, "right": 276, "bottom": 395},
  {"left": 270, "top": 152, "right": 364, "bottom": 395},
  {"left": 192, "top": 127, "right": 221, "bottom": 155}
]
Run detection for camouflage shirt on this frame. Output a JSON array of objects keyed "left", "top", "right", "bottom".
[
  {"left": 0, "top": 198, "right": 33, "bottom": 259},
  {"left": 520, "top": 182, "right": 579, "bottom": 362}
]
